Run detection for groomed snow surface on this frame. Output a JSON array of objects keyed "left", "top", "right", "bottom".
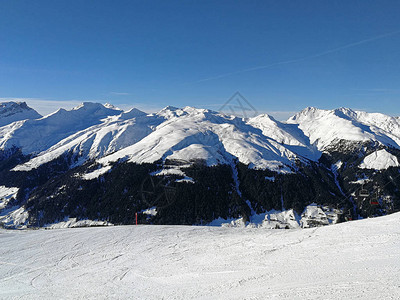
[{"left": 1, "top": 213, "right": 400, "bottom": 299}]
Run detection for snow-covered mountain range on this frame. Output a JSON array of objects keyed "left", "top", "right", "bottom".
[
  {"left": 0, "top": 101, "right": 399, "bottom": 228},
  {"left": 2, "top": 102, "right": 399, "bottom": 173}
]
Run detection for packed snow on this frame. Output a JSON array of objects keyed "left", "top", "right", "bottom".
[
  {"left": 1, "top": 212, "right": 399, "bottom": 299},
  {"left": 359, "top": 149, "right": 399, "bottom": 170}
]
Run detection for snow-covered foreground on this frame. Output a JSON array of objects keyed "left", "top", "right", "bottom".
[{"left": 1, "top": 214, "right": 400, "bottom": 300}]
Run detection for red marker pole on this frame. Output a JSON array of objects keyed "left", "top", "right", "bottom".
[{"left": 135, "top": 212, "right": 138, "bottom": 225}]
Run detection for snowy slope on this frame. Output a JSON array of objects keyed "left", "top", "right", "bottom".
[
  {"left": 353, "top": 110, "right": 400, "bottom": 147},
  {"left": 0, "top": 186, "right": 18, "bottom": 210},
  {"left": 0, "top": 102, "right": 42, "bottom": 127},
  {"left": 1, "top": 212, "right": 399, "bottom": 299},
  {"left": 247, "top": 114, "right": 320, "bottom": 160},
  {"left": 96, "top": 106, "right": 302, "bottom": 173},
  {"left": 14, "top": 106, "right": 309, "bottom": 173},
  {"left": 13, "top": 108, "right": 162, "bottom": 171},
  {"left": 359, "top": 149, "right": 399, "bottom": 170},
  {"left": 0, "top": 102, "right": 122, "bottom": 155},
  {"left": 287, "top": 107, "right": 400, "bottom": 150}
]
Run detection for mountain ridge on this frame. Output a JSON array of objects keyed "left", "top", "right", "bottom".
[
  {"left": 1, "top": 101, "right": 400, "bottom": 228},
  {"left": 3, "top": 103, "right": 400, "bottom": 175}
]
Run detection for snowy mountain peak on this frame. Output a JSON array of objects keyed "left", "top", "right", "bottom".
[
  {"left": 103, "top": 102, "right": 119, "bottom": 110},
  {"left": 71, "top": 102, "right": 122, "bottom": 114},
  {"left": 335, "top": 107, "right": 355, "bottom": 114},
  {"left": 163, "top": 105, "right": 179, "bottom": 111},
  {"left": 120, "top": 108, "right": 147, "bottom": 120},
  {"left": 249, "top": 113, "right": 278, "bottom": 124},
  {"left": 288, "top": 106, "right": 338, "bottom": 122},
  {"left": 0, "top": 101, "right": 42, "bottom": 127},
  {"left": 157, "top": 106, "right": 188, "bottom": 119},
  {"left": 303, "top": 106, "right": 318, "bottom": 112},
  {"left": 291, "top": 106, "right": 319, "bottom": 118},
  {"left": 289, "top": 106, "right": 364, "bottom": 123},
  {"left": 0, "top": 101, "right": 29, "bottom": 115},
  {"left": 287, "top": 106, "right": 400, "bottom": 150},
  {"left": 333, "top": 107, "right": 357, "bottom": 119}
]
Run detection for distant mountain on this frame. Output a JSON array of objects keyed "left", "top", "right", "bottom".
[
  {"left": 0, "top": 102, "right": 42, "bottom": 127},
  {"left": 287, "top": 106, "right": 400, "bottom": 150},
  {"left": 13, "top": 107, "right": 161, "bottom": 171},
  {"left": 0, "top": 102, "right": 122, "bottom": 155},
  {"left": 0, "top": 102, "right": 399, "bottom": 228}
]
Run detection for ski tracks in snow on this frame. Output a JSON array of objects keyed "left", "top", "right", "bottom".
[{"left": 1, "top": 215, "right": 400, "bottom": 299}]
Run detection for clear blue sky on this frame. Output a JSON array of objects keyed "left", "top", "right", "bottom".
[{"left": 1, "top": 0, "right": 400, "bottom": 119}]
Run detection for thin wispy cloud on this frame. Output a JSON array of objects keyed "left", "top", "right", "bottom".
[{"left": 193, "top": 30, "right": 400, "bottom": 84}]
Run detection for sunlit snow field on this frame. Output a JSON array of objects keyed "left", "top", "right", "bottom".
[{"left": 1, "top": 213, "right": 400, "bottom": 299}]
